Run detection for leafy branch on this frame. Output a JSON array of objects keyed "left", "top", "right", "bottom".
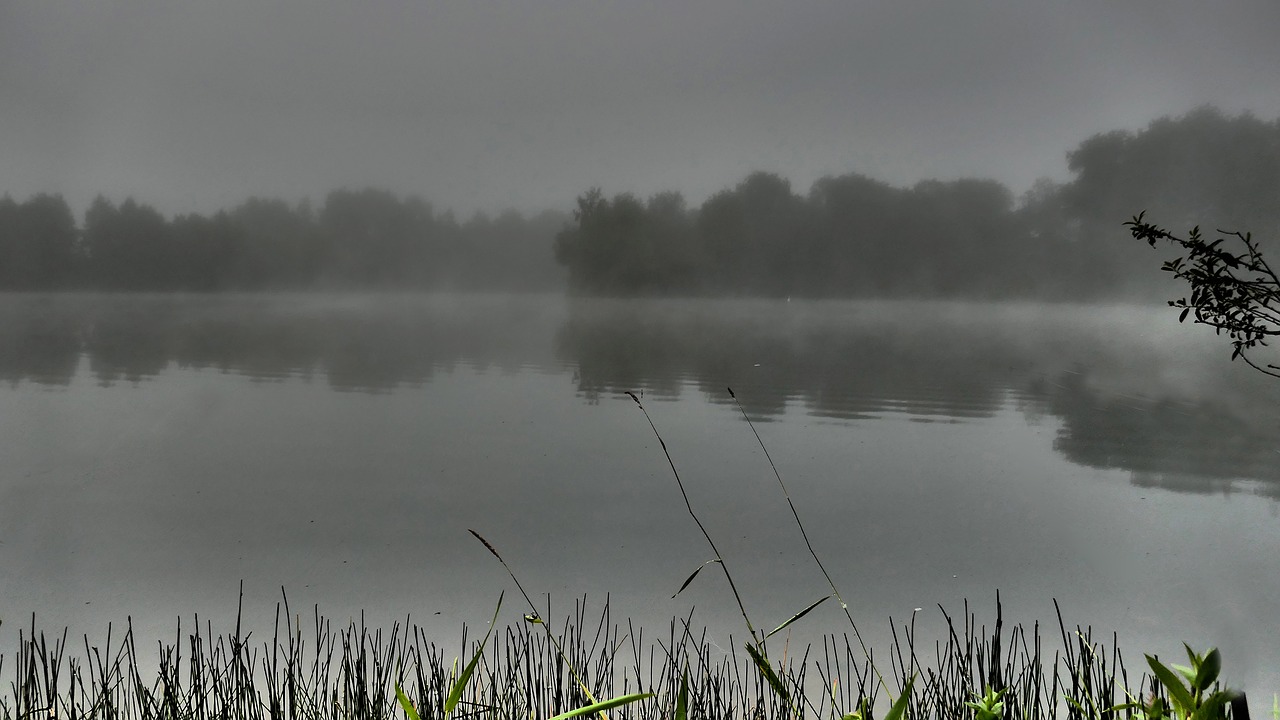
[{"left": 1126, "top": 212, "right": 1280, "bottom": 377}]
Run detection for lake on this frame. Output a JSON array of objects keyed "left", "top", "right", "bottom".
[{"left": 1, "top": 292, "right": 1278, "bottom": 694}]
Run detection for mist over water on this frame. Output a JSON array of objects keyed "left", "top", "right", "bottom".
[
  {"left": 6, "top": 3, "right": 1280, "bottom": 709},
  {"left": 1, "top": 293, "right": 1277, "bottom": 691}
]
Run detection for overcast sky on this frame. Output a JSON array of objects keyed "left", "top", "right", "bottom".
[{"left": 4, "top": 1, "right": 1280, "bottom": 218}]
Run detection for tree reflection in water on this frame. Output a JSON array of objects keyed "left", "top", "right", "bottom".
[{"left": 2, "top": 293, "right": 1277, "bottom": 496}]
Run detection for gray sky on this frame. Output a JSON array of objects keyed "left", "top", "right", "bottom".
[{"left": 4, "top": 1, "right": 1280, "bottom": 218}]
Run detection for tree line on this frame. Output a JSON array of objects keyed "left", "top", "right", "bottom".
[
  {"left": 556, "top": 105, "right": 1280, "bottom": 299},
  {"left": 3, "top": 105, "right": 1276, "bottom": 298},
  {"left": 0, "top": 189, "right": 566, "bottom": 291}
]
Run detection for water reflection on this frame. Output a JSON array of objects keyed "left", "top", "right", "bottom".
[
  {"left": 2, "top": 293, "right": 1277, "bottom": 494},
  {"left": 1034, "top": 370, "right": 1280, "bottom": 495},
  {"left": 0, "top": 293, "right": 562, "bottom": 391},
  {"left": 559, "top": 299, "right": 1280, "bottom": 496}
]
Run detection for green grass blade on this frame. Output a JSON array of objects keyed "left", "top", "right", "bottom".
[
  {"left": 545, "top": 692, "right": 653, "bottom": 720},
  {"left": 764, "top": 595, "right": 830, "bottom": 640},
  {"left": 883, "top": 676, "right": 915, "bottom": 720},
  {"left": 395, "top": 683, "right": 423, "bottom": 720},
  {"left": 745, "top": 643, "right": 791, "bottom": 707},
  {"left": 445, "top": 592, "right": 504, "bottom": 715},
  {"left": 675, "top": 670, "right": 688, "bottom": 720},
  {"left": 671, "top": 560, "right": 720, "bottom": 598}
]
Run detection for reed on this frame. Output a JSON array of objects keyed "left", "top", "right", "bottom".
[
  {"left": 0, "top": 390, "right": 1237, "bottom": 719},
  {"left": 0, "top": 591, "right": 1146, "bottom": 719}
]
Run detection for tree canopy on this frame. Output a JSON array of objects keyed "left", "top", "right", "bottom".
[
  {"left": 2, "top": 105, "right": 1277, "bottom": 299},
  {"left": 0, "top": 190, "right": 566, "bottom": 292},
  {"left": 555, "top": 106, "right": 1280, "bottom": 299}
]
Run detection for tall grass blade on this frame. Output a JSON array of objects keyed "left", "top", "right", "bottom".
[
  {"left": 883, "top": 676, "right": 915, "bottom": 720},
  {"left": 728, "top": 386, "right": 888, "bottom": 691},
  {"left": 625, "top": 390, "right": 760, "bottom": 645},
  {"left": 765, "top": 595, "right": 830, "bottom": 640},
  {"left": 675, "top": 670, "right": 688, "bottom": 720},
  {"left": 545, "top": 692, "right": 653, "bottom": 720},
  {"left": 745, "top": 642, "right": 790, "bottom": 708},
  {"left": 395, "top": 683, "right": 423, "bottom": 720},
  {"left": 672, "top": 560, "right": 720, "bottom": 599},
  {"left": 445, "top": 593, "right": 504, "bottom": 715}
]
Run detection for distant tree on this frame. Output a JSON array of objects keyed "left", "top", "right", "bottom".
[
  {"left": 1127, "top": 212, "right": 1280, "bottom": 378},
  {"left": 0, "top": 194, "right": 78, "bottom": 288},
  {"left": 168, "top": 211, "right": 242, "bottom": 290},
  {"left": 453, "top": 208, "right": 566, "bottom": 291},
  {"left": 697, "top": 172, "right": 805, "bottom": 294},
  {"left": 1012, "top": 179, "right": 1086, "bottom": 298},
  {"left": 898, "top": 178, "right": 1017, "bottom": 296},
  {"left": 805, "top": 173, "right": 903, "bottom": 295},
  {"left": 554, "top": 188, "right": 695, "bottom": 294},
  {"left": 320, "top": 188, "right": 437, "bottom": 286},
  {"left": 225, "top": 197, "right": 324, "bottom": 287},
  {"left": 1056, "top": 107, "right": 1280, "bottom": 300},
  {"left": 81, "top": 196, "right": 173, "bottom": 290}
]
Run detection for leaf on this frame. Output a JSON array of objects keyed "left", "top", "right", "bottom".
[
  {"left": 1189, "top": 693, "right": 1230, "bottom": 720},
  {"left": 1172, "top": 663, "right": 1197, "bottom": 685},
  {"left": 765, "top": 595, "right": 830, "bottom": 639},
  {"left": 883, "top": 676, "right": 916, "bottom": 720},
  {"left": 1147, "top": 655, "right": 1195, "bottom": 713},
  {"left": 445, "top": 593, "right": 504, "bottom": 715},
  {"left": 745, "top": 643, "right": 790, "bottom": 707},
  {"left": 545, "top": 692, "right": 653, "bottom": 720},
  {"left": 1193, "top": 648, "right": 1221, "bottom": 692},
  {"left": 1180, "top": 308, "right": 1191, "bottom": 323},
  {"left": 395, "top": 684, "right": 423, "bottom": 720},
  {"left": 1184, "top": 642, "right": 1202, "bottom": 667},
  {"left": 672, "top": 560, "right": 720, "bottom": 598}
]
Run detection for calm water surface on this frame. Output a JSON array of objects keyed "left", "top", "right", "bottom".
[{"left": 1, "top": 293, "right": 1278, "bottom": 692}]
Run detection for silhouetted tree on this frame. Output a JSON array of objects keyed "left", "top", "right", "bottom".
[
  {"left": 805, "top": 173, "right": 903, "bottom": 295},
  {"left": 81, "top": 196, "right": 173, "bottom": 289},
  {"left": 697, "top": 172, "right": 806, "bottom": 294},
  {"left": 0, "top": 194, "right": 78, "bottom": 288},
  {"left": 555, "top": 188, "right": 697, "bottom": 294},
  {"left": 168, "top": 211, "right": 242, "bottom": 290}
]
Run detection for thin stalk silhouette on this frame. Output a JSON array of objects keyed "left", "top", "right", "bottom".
[
  {"left": 727, "top": 386, "right": 890, "bottom": 693},
  {"left": 468, "top": 529, "right": 608, "bottom": 710},
  {"left": 624, "top": 391, "right": 761, "bottom": 647}
]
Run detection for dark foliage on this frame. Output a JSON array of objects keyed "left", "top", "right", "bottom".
[{"left": 1127, "top": 212, "right": 1280, "bottom": 378}]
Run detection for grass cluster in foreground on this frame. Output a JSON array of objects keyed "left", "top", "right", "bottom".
[
  {"left": 3, "top": 592, "right": 1158, "bottom": 720},
  {"left": 0, "top": 388, "right": 1252, "bottom": 719}
]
